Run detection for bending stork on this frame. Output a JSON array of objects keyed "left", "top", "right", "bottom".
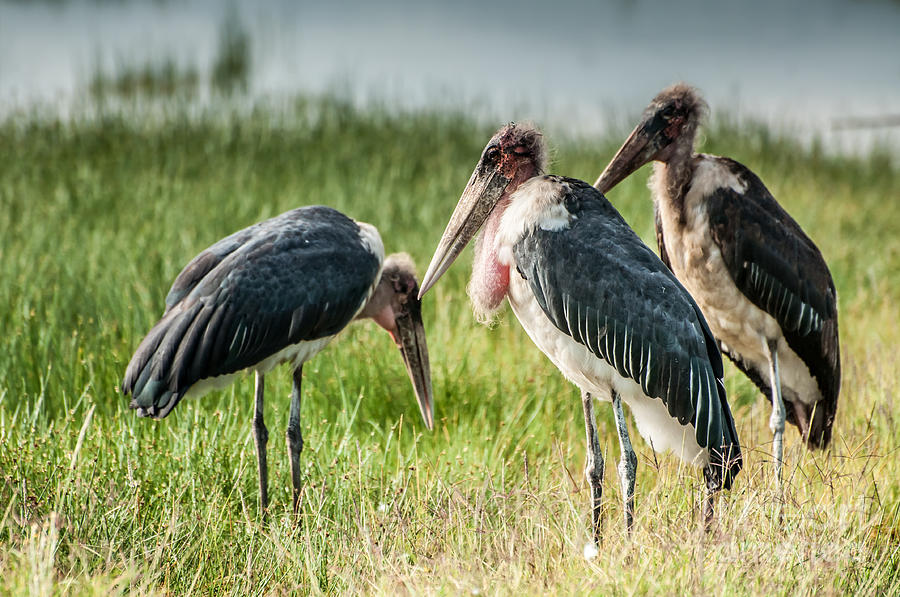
[
  {"left": 419, "top": 124, "right": 741, "bottom": 539},
  {"left": 122, "top": 205, "right": 434, "bottom": 514},
  {"left": 595, "top": 84, "right": 840, "bottom": 485}
]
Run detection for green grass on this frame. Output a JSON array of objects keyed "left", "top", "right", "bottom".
[{"left": 0, "top": 96, "right": 898, "bottom": 595}]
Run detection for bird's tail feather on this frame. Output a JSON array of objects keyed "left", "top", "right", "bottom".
[
  {"left": 121, "top": 303, "right": 204, "bottom": 419},
  {"left": 801, "top": 400, "right": 834, "bottom": 450}
]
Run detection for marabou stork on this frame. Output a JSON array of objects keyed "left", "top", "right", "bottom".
[
  {"left": 595, "top": 84, "right": 840, "bottom": 485},
  {"left": 122, "top": 205, "right": 434, "bottom": 513},
  {"left": 419, "top": 124, "right": 742, "bottom": 538}
]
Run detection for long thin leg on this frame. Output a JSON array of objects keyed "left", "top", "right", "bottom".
[
  {"left": 766, "top": 339, "right": 785, "bottom": 487},
  {"left": 581, "top": 390, "right": 604, "bottom": 544},
  {"left": 702, "top": 468, "right": 718, "bottom": 529},
  {"left": 286, "top": 365, "right": 304, "bottom": 516},
  {"left": 253, "top": 372, "right": 269, "bottom": 513},
  {"left": 612, "top": 391, "right": 637, "bottom": 532}
]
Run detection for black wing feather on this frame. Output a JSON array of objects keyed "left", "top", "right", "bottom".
[
  {"left": 122, "top": 206, "right": 381, "bottom": 419},
  {"left": 703, "top": 157, "right": 839, "bottom": 447},
  {"left": 514, "top": 178, "right": 741, "bottom": 487}
]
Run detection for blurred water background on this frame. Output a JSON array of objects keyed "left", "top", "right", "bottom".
[{"left": 1, "top": 0, "right": 898, "bottom": 155}]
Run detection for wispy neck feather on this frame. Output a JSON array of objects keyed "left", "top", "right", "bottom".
[{"left": 660, "top": 122, "right": 699, "bottom": 214}]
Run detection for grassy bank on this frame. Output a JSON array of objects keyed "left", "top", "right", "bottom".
[{"left": 1, "top": 98, "right": 898, "bottom": 595}]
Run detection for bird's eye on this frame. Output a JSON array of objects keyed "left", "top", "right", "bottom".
[
  {"left": 661, "top": 104, "right": 677, "bottom": 120},
  {"left": 392, "top": 275, "right": 414, "bottom": 296},
  {"left": 485, "top": 146, "right": 500, "bottom": 163}
]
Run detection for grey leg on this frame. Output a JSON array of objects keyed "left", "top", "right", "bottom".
[
  {"left": 612, "top": 391, "right": 637, "bottom": 532},
  {"left": 766, "top": 339, "right": 786, "bottom": 487},
  {"left": 287, "top": 365, "right": 304, "bottom": 516},
  {"left": 581, "top": 390, "right": 604, "bottom": 543},
  {"left": 253, "top": 372, "right": 269, "bottom": 513}
]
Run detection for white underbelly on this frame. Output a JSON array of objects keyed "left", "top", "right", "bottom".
[
  {"left": 184, "top": 335, "right": 336, "bottom": 400},
  {"left": 506, "top": 275, "right": 709, "bottom": 467}
]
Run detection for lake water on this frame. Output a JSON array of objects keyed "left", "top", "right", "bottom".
[{"left": 1, "top": 0, "right": 898, "bottom": 154}]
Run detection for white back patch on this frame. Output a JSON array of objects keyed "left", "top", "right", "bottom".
[
  {"left": 688, "top": 155, "right": 748, "bottom": 198},
  {"left": 496, "top": 176, "right": 574, "bottom": 251},
  {"left": 356, "top": 221, "right": 385, "bottom": 264},
  {"left": 353, "top": 220, "right": 387, "bottom": 320}
]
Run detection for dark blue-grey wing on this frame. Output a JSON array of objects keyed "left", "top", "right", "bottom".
[
  {"left": 705, "top": 157, "right": 839, "bottom": 446},
  {"left": 514, "top": 179, "right": 740, "bottom": 486},
  {"left": 123, "top": 206, "right": 382, "bottom": 419}
]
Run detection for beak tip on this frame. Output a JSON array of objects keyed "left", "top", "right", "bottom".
[{"left": 418, "top": 272, "right": 436, "bottom": 299}]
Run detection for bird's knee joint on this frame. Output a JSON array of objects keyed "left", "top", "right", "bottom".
[
  {"left": 584, "top": 462, "right": 603, "bottom": 486},
  {"left": 769, "top": 415, "right": 785, "bottom": 435},
  {"left": 618, "top": 451, "right": 637, "bottom": 479},
  {"left": 253, "top": 420, "right": 269, "bottom": 443},
  {"left": 286, "top": 425, "right": 304, "bottom": 451}
]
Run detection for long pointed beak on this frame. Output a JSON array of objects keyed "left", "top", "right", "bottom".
[
  {"left": 394, "top": 294, "right": 434, "bottom": 430},
  {"left": 418, "top": 166, "right": 511, "bottom": 298},
  {"left": 594, "top": 119, "right": 661, "bottom": 194}
]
